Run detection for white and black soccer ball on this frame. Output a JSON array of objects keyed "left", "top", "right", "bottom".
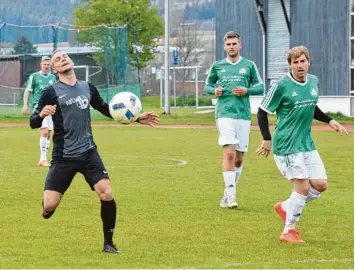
[{"left": 109, "top": 92, "right": 142, "bottom": 124}]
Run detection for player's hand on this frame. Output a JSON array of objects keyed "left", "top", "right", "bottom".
[
  {"left": 256, "top": 140, "right": 272, "bottom": 157},
  {"left": 40, "top": 105, "right": 56, "bottom": 118},
  {"left": 214, "top": 87, "right": 223, "bottom": 97},
  {"left": 21, "top": 105, "right": 28, "bottom": 115},
  {"left": 232, "top": 87, "right": 248, "bottom": 97},
  {"left": 138, "top": 112, "right": 160, "bottom": 127},
  {"left": 329, "top": 119, "right": 348, "bottom": 135}
]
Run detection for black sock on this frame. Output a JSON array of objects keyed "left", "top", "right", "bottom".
[{"left": 100, "top": 199, "right": 117, "bottom": 245}]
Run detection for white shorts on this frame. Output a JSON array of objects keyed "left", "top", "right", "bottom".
[
  {"left": 216, "top": 118, "right": 251, "bottom": 152},
  {"left": 274, "top": 150, "right": 327, "bottom": 180},
  {"left": 41, "top": 115, "right": 53, "bottom": 130}
]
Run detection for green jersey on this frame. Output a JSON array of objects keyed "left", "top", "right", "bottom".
[
  {"left": 26, "top": 72, "right": 56, "bottom": 106},
  {"left": 260, "top": 73, "right": 320, "bottom": 156},
  {"left": 204, "top": 57, "right": 264, "bottom": 120}
]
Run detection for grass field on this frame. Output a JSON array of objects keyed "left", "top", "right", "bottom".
[
  {"left": 0, "top": 125, "right": 353, "bottom": 268},
  {"left": 0, "top": 96, "right": 354, "bottom": 126}
]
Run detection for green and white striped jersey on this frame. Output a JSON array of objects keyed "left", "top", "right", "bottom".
[{"left": 260, "top": 73, "right": 320, "bottom": 156}]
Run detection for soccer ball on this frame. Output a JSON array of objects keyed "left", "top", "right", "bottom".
[{"left": 109, "top": 92, "right": 142, "bottom": 124}]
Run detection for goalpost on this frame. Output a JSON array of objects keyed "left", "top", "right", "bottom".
[
  {"left": 159, "top": 65, "right": 202, "bottom": 110},
  {"left": 73, "top": 65, "right": 102, "bottom": 82}
]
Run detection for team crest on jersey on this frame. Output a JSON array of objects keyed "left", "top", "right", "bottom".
[
  {"left": 239, "top": 68, "right": 246, "bottom": 75},
  {"left": 311, "top": 88, "right": 318, "bottom": 96},
  {"left": 49, "top": 80, "right": 54, "bottom": 85},
  {"left": 75, "top": 95, "right": 89, "bottom": 109}
]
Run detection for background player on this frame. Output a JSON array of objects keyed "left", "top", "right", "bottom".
[
  {"left": 22, "top": 56, "right": 56, "bottom": 167},
  {"left": 204, "top": 31, "right": 264, "bottom": 209}
]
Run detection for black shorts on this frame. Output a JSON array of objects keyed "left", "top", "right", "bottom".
[{"left": 44, "top": 148, "right": 109, "bottom": 194}]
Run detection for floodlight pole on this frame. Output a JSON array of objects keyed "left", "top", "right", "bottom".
[{"left": 164, "top": 0, "right": 170, "bottom": 114}]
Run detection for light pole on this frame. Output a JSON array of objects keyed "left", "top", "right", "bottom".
[{"left": 164, "top": 0, "right": 170, "bottom": 114}]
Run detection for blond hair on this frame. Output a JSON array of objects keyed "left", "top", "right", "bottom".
[
  {"left": 287, "top": 46, "right": 310, "bottom": 64},
  {"left": 223, "top": 31, "right": 241, "bottom": 42}
]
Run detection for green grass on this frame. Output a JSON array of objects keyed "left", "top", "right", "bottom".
[
  {"left": 0, "top": 126, "right": 353, "bottom": 268},
  {"left": 0, "top": 96, "right": 353, "bottom": 125}
]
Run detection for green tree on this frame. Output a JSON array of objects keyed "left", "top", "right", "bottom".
[
  {"left": 74, "top": 0, "right": 164, "bottom": 68},
  {"left": 11, "top": 36, "right": 38, "bottom": 55}
]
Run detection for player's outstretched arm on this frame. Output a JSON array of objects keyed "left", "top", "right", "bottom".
[
  {"left": 137, "top": 112, "right": 160, "bottom": 127},
  {"left": 313, "top": 106, "right": 348, "bottom": 135},
  {"left": 22, "top": 89, "right": 31, "bottom": 115},
  {"left": 256, "top": 107, "right": 272, "bottom": 157},
  {"left": 88, "top": 83, "right": 112, "bottom": 119}
]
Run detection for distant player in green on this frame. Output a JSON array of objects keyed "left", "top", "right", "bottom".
[
  {"left": 204, "top": 31, "right": 264, "bottom": 209},
  {"left": 256, "top": 46, "right": 348, "bottom": 243},
  {"left": 22, "top": 56, "right": 56, "bottom": 167}
]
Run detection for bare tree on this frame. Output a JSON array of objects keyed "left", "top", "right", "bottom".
[{"left": 171, "top": 19, "right": 207, "bottom": 103}]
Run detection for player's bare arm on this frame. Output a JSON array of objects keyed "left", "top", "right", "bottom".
[{"left": 21, "top": 89, "right": 31, "bottom": 115}]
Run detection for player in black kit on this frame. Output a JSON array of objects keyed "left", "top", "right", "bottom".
[{"left": 30, "top": 50, "right": 159, "bottom": 254}]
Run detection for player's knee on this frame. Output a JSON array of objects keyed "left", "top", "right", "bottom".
[
  {"left": 312, "top": 180, "right": 328, "bottom": 192},
  {"left": 223, "top": 151, "right": 235, "bottom": 162},
  {"left": 234, "top": 159, "right": 243, "bottom": 168},
  {"left": 99, "top": 189, "right": 113, "bottom": 201},
  {"left": 43, "top": 200, "right": 58, "bottom": 212},
  {"left": 95, "top": 180, "right": 113, "bottom": 201},
  {"left": 41, "top": 130, "right": 49, "bottom": 138}
]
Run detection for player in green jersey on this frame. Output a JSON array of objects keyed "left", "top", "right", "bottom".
[
  {"left": 22, "top": 56, "right": 57, "bottom": 167},
  {"left": 256, "top": 46, "right": 348, "bottom": 243},
  {"left": 204, "top": 31, "right": 264, "bottom": 209}
]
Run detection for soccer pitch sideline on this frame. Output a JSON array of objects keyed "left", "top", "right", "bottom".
[{"left": 0, "top": 126, "right": 353, "bottom": 269}]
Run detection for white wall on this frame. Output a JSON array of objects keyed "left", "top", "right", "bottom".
[
  {"left": 212, "top": 96, "right": 354, "bottom": 116},
  {"left": 249, "top": 96, "right": 354, "bottom": 116}
]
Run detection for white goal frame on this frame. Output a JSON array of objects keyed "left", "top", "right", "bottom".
[
  {"left": 73, "top": 65, "right": 102, "bottom": 82},
  {"left": 159, "top": 65, "right": 201, "bottom": 109}
]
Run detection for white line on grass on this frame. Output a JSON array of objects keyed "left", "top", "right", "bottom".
[
  {"left": 107, "top": 157, "right": 188, "bottom": 168},
  {"left": 4, "top": 154, "right": 188, "bottom": 169},
  {"left": 194, "top": 258, "right": 353, "bottom": 268}
]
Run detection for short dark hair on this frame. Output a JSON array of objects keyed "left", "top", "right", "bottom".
[
  {"left": 51, "top": 49, "right": 61, "bottom": 59},
  {"left": 223, "top": 31, "right": 240, "bottom": 41}
]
